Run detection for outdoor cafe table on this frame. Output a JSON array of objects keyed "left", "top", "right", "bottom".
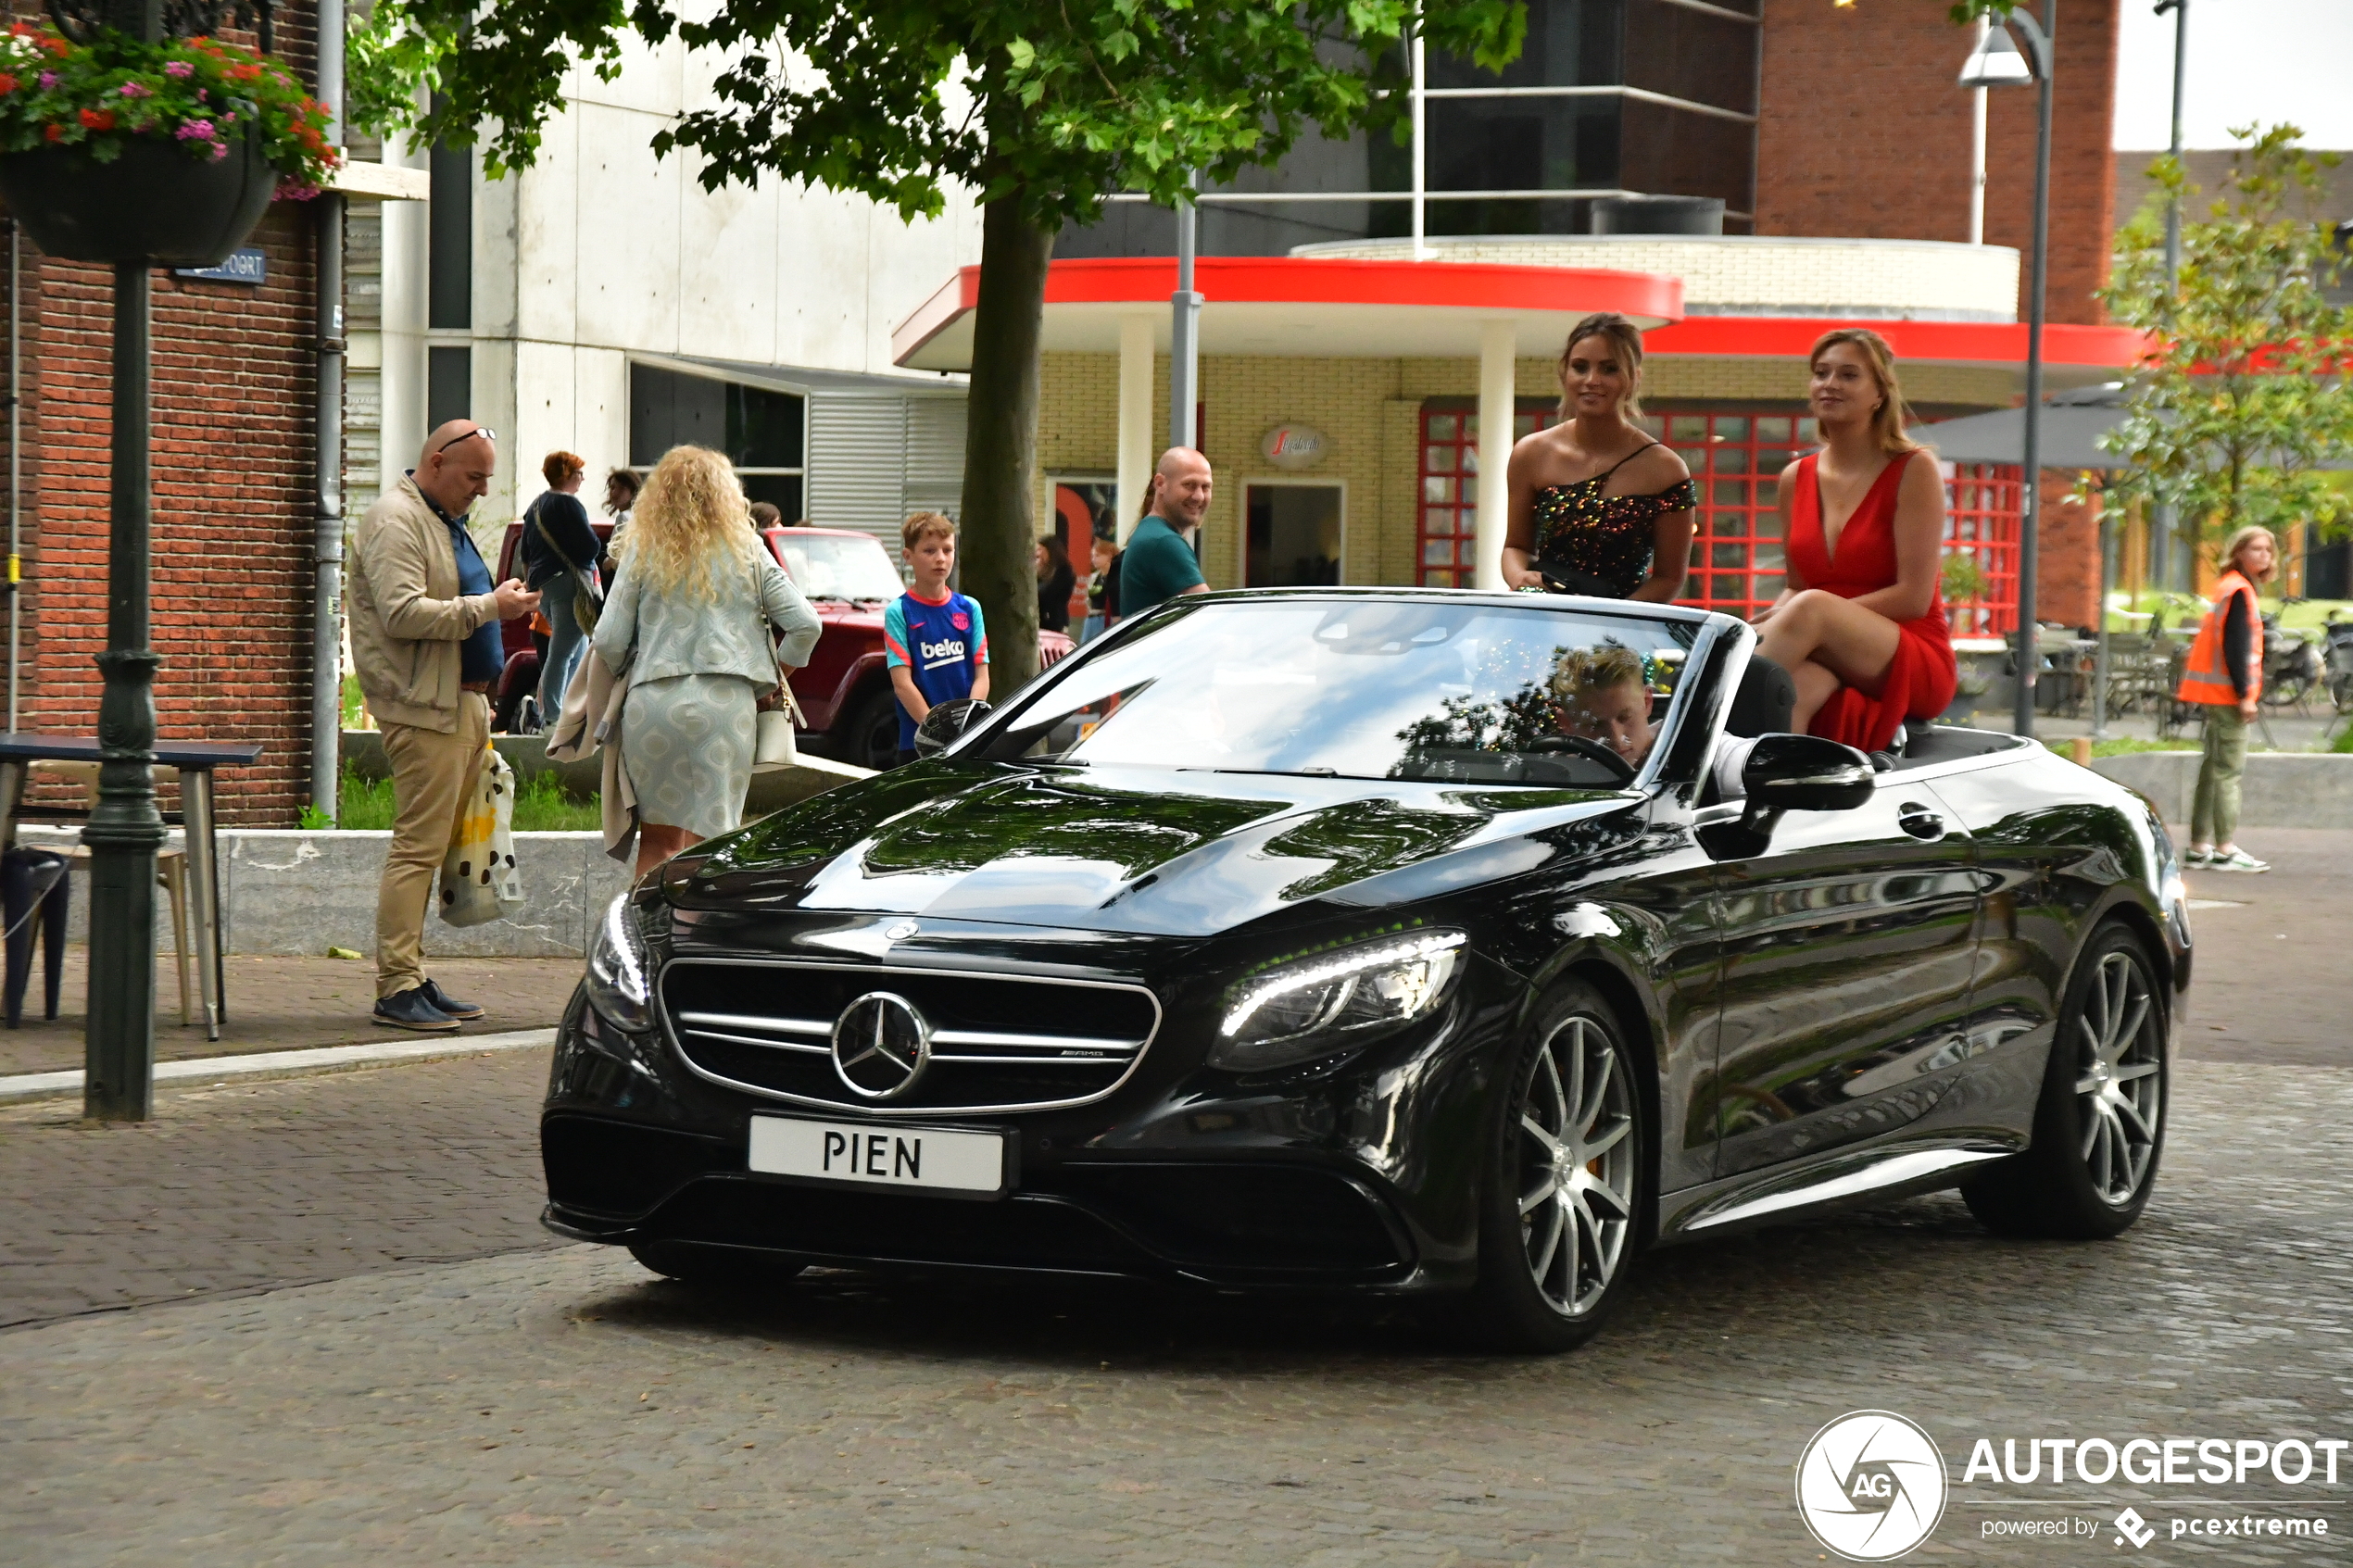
[{"left": 0, "top": 734, "right": 262, "bottom": 1041}]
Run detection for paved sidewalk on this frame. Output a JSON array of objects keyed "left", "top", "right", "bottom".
[
  {"left": 0, "top": 952, "right": 584, "bottom": 1077},
  {"left": 2173, "top": 826, "right": 2351, "bottom": 1067},
  {"left": 0, "top": 1050, "right": 560, "bottom": 1329}
]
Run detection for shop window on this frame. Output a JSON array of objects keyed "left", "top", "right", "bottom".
[
  {"left": 1648, "top": 406, "right": 2022, "bottom": 635},
  {"left": 1416, "top": 404, "right": 1545, "bottom": 587},
  {"left": 1653, "top": 409, "right": 1812, "bottom": 621},
  {"left": 1944, "top": 463, "right": 2021, "bottom": 637},
  {"left": 629, "top": 363, "right": 805, "bottom": 517},
  {"left": 1246, "top": 484, "right": 1342, "bottom": 587}
]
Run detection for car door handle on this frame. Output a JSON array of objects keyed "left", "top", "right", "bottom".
[{"left": 1897, "top": 804, "right": 1945, "bottom": 840}]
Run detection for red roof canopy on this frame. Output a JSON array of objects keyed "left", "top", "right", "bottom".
[
  {"left": 892, "top": 257, "right": 2147, "bottom": 389},
  {"left": 894, "top": 256, "right": 1686, "bottom": 370}
]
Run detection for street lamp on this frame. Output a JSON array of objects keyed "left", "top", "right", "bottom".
[
  {"left": 2152, "top": 0, "right": 2190, "bottom": 592},
  {"left": 1959, "top": 1, "right": 2055, "bottom": 740}
]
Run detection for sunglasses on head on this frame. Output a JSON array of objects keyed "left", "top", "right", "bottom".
[{"left": 436, "top": 425, "right": 497, "bottom": 454}]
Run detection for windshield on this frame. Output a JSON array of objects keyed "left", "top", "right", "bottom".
[
  {"left": 769, "top": 533, "right": 905, "bottom": 600},
  {"left": 978, "top": 598, "right": 1698, "bottom": 786}
]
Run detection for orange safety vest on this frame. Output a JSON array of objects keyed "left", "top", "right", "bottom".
[{"left": 2175, "top": 570, "right": 2262, "bottom": 707}]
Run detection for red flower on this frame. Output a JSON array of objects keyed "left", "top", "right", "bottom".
[
  {"left": 78, "top": 107, "right": 114, "bottom": 131},
  {"left": 0, "top": 74, "right": 17, "bottom": 94},
  {"left": 42, "top": 123, "right": 60, "bottom": 142}
]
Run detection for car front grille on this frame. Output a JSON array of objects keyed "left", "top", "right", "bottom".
[{"left": 658, "top": 958, "right": 1161, "bottom": 1116}]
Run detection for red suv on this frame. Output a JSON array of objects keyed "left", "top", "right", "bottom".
[{"left": 493, "top": 522, "right": 1071, "bottom": 771}]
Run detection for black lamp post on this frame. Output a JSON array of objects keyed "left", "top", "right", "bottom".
[
  {"left": 30, "top": 0, "right": 278, "bottom": 1119},
  {"left": 1960, "top": 1, "right": 2056, "bottom": 740}
]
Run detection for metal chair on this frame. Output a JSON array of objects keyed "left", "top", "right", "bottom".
[{"left": 29, "top": 761, "right": 196, "bottom": 1027}]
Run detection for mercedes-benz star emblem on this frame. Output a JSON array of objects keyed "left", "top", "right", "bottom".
[
  {"left": 831, "top": 991, "right": 932, "bottom": 1100},
  {"left": 884, "top": 920, "right": 919, "bottom": 942}
]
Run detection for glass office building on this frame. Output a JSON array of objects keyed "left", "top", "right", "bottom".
[{"left": 1058, "top": 0, "right": 1761, "bottom": 260}]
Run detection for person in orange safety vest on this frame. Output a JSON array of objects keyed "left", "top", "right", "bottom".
[{"left": 2175, "top": 525, "right": 2275, "bottom": 872}]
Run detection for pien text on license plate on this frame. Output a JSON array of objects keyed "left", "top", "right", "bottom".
[{"left": 748, "top": 1115, "right": 1008, "bottom": 1197}]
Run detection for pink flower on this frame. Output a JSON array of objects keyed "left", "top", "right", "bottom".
[
  {"left": 196, "top": 87, "right": 208, "bottom": 100},
  {"left": 163, "top": 61, "right": 194, "bottom": 79},
  {"left": 175, "top": 119, "right": 215, "bottom": 141},
  {"left": 209, "top": 143, "right": 227, "bottom": 161},
  {"left": 36, "top": 69, "right": 55, "bottom": 88},
  {"left": 120, "top": 82, "right": 151, "bottom": 98}
]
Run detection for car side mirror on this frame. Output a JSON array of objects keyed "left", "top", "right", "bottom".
[
  {"left": 1741, "top": 733, "right": 1876, "bottom": 812},
  {"left": 912, "top": 697, "right": 992, "bottom": 759}
]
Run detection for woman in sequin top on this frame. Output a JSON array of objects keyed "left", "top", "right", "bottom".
[{"left": 1503, "top": 313, "right": 1695, "bottom": 602}]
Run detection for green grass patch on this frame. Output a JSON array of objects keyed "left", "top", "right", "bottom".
[
  {"left": 331, "top": 766, "right": 600, "bottom": 832},
  {"left": 2334, "top": 724, "right": 2353, "bottom": 756},
  {"left": 2044, "top": 736, "right": 2200, "bottom": 760}
]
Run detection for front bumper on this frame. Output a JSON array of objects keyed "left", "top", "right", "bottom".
[{"left": 540, "top": 940, "right": 1529, "bottom": 1293}]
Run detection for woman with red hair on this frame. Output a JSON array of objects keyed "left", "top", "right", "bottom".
[{"left": 1754, "top": 329, "right": 1957, "bottom": 751}]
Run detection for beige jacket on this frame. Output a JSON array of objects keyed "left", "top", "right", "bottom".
[{"left": 348, "top": 473, "right": 503, "bottom": 733}]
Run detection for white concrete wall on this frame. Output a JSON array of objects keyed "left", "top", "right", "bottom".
[
  {"left": 385, "top": 31, "right": 986, "bottom": 533},
  {"left": 1298, "top": 235, "right": 2023, "bottom": 323}
]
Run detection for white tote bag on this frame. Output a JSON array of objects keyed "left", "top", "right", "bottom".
[
  {"left": 754, "top": 682, "right": 804, "bottom": 768},
  {"left": 439, "top": 744, "right": 526, "bottom": 928}
]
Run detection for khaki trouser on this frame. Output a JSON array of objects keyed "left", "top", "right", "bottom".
[
  {"left": 2192, "top": 702, "right": 2248, "bottom": 847},
  {"left": 375, "top": 693, "right": 490, "bottom": 998}
]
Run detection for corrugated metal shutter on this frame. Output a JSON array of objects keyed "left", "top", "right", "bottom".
[
  {"left": 902, "top": 395, "right": 969, "bottom": 520},
  {"left": 805, "top": 395, "right": 909, "bottom": 543}
]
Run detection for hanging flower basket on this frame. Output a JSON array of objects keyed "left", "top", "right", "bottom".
[{"left": 0, "top": 22, "right": 340, "bottom": 266}]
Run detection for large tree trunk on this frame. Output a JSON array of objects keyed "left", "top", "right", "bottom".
[{"left": 957, "top": 194, "right": 1055, "bottom": 694}]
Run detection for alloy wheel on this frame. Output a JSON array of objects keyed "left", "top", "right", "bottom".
[
  {"left": 2072, "top": 949, "right": 2163, "bottom": 1207},
  {"left": 1515, "top": 1015, "right": 1637, "bottom": 1317}
]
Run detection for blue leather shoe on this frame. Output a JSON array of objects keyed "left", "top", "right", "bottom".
[
  {"left": 373, "top": 986, "right": 459, "bottom": 1033},
  {"left": 420, "top": 979, "right": 484, "bottom": 1021}
]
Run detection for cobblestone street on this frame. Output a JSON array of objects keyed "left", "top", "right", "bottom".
[{"left": 2, "top": 829, "right": 2347, "bottom": 1564}]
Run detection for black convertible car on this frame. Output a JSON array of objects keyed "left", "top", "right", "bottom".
[{"left": 542, "top": 590, "right": 2190, "bottom": 1351}]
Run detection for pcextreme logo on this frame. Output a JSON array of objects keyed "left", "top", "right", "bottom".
[
  {"left": 1795, "top": 1415, "right": 2344, "bottom": 1559},
  {"left": 1795, "top": 1411, "right": 1949, "bottom": 1562}
]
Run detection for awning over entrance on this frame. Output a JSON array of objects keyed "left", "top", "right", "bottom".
[
  {"left": 1644, "top": 317, "right": 2150, "bottom": 392},
  {"left": 891, "top": 256, "right": 1686, "bottom": 370}
]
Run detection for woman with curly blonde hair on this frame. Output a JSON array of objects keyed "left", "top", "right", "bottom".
[{"left": 593, "top": 445, "right": 821, "bottom": 873}]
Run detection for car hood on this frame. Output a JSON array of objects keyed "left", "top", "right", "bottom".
[
  {"left": 811, "top": 600, "right": 888, "bottom": 629},
  {"left": 664, "top": 762, "right": 1640, "bottom": 937}
]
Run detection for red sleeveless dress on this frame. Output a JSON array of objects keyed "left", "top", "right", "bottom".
[{"left": 1787, "top": 451, "right": 1957, "bottom": 752}]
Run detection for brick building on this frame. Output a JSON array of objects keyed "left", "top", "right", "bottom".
[
  {"left": 1, "top": 2, "right": 328, "bottom": 825},
  {"left": 1757, "top": 0, "right": 2120, "bottom": 328}
]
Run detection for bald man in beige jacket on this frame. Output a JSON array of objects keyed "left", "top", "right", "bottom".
[{"left": 347, "top": 421, "right": 540, "bottom": 1031}]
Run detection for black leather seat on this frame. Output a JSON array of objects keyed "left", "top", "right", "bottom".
[{"left": 1726, "top": 655, "right": 1795, "bottom": 738}]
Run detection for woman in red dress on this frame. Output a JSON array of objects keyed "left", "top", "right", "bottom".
[{"left": 1755, "top": 329, "right": 1956, "bottom": 751}]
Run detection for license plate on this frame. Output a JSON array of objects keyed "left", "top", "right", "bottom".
[{"left": 748, "top": 1116, "right": 1010, "bottom": 1197}]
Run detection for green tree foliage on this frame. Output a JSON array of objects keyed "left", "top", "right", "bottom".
[
  {"left": 2098, "top": 125, "right": 2353, "bottom": 560},
  {"left": 346, "top": 0, "right": 1526, "bottom": 688}
]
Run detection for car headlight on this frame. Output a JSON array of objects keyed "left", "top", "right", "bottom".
[
  {"left": 1212, "top": 930, "right": 1466, "bottom": 1072},
  {"left": 585, "top": 894, "right": 655, "bottom": 1033}
]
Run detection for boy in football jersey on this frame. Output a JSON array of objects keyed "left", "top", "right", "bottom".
[{"left": 884, "top": 511, "right": 990, "bottom": 764}]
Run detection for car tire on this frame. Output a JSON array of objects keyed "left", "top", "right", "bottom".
[
  {"left": 1462, "top": 983, "right": 1649, "bottom": 1353},
  {"left": 1962, "top": 922, "right": 2168, "bottom": 1239},
  {"left": 846, "top": 686, "right": 902, "bottom": 771},
  {"left": 627, "top": 1240, "right": 807, "bottom": 1288}
]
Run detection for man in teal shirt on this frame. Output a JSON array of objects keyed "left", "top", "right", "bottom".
[{"left": 1112, "top": 446, "right": 1214, "bottom": 622}]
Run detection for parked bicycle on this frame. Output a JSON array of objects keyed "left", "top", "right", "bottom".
[
  {"left": 2324, "top": 607, "right": 2353, "bottom": 714},
  {"left": 2260, "top": 608, "right": 2324, "bottom": 712}
]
